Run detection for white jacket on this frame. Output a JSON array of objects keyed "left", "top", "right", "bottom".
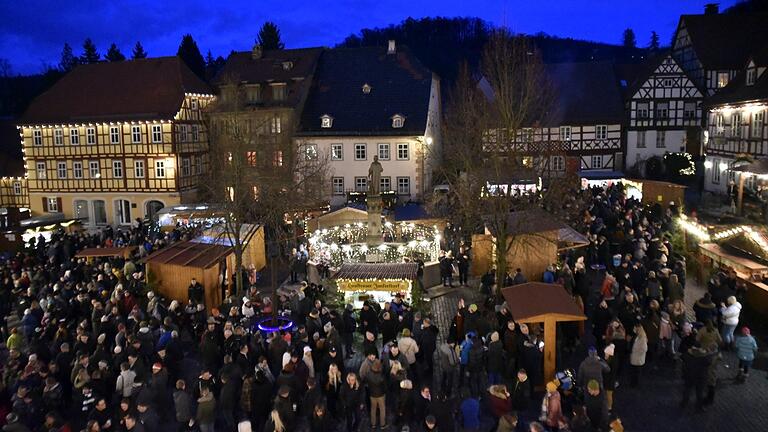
[
  {"left": 398, "top": 336, "right": 420, "bottom": 365},
  {"left": 721, "top": 302, "right": 742, "bottom": 326}
]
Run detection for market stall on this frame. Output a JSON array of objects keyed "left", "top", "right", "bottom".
[
  {"left": 333, "top": 262, "right": 417, "bottom": 308},
  {"left": 501, "top": 282, "right": 586, "bottom": 384},
  {"left": 145, "top": 241, "right": 233, "bottom": 310},
  {"left": 76, "top": 246, "right": 136, "bottom": 262}
]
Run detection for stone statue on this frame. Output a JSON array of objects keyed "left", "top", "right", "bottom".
[{"left": 368, "top": 155, "right": 383, "bottom": 195}]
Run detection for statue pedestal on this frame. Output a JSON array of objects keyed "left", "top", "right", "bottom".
[{"left": 366, "top": 193, "right": 383, "bottom": 245}]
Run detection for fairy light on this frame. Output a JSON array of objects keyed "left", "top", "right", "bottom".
[{"left": 677, "top": 214, "right": 710, "bottom": 242}]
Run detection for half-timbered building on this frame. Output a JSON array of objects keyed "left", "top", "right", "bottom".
[
  {"left": 704, "top": 51, "right": 768, "bottom": 195},
  {"left": 672, "top": 7, "right": 768, "bottom": 96},
  {"left": 18, "top": 57, "right": 214, "bottom": 227},
  {"left": 490, "top": 62, "right": 624, "bottom": 180},
  {"left": 625, "top": 54, "right": 704, "bottom": 167},
  {"left": 296, "top": 42, "right": 441, "bottom": 207}
]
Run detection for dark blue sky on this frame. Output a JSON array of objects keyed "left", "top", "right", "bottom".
[{"left": 1, "top": 0, "right": 738, "bottom": 75}]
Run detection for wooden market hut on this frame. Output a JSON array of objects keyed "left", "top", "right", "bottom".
[
  {"left": 622, "top": 178, "right": 687, "bottom": 209},
  {"left": 471, "top": 209, "right": 579, "bottom": 279},
  {"left": 501, "top": 282, "right": 586, "bottom": 383},
  {"left": 306, "top": 206, "right": 368, "bottom": 232},
  {"left": 145, "top": 241, "right": 233, "bottom": 310}
]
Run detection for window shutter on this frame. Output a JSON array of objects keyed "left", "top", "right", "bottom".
[
  {"left": 42, "top": 197, "right": 48, "bottom": 212},
  {"left": 56, "top": 198, "right": 63, "bottom": 212}
]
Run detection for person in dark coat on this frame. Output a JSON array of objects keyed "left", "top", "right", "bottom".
[
  {"left": 681, "top": 345, "right": 714, "bottom": 412},
  {"left": 218, "top": 374, "right": 239, "bottom": 430},
  {"left": 173, "top": 379, "right": 193, "bottom": 431},
  {"left": 487, "top": 331, "right": 505, "bottom": 385},
  {"left": 380, "top": 312, "right": 399, "bottom": 345},
  {"left": 339, "top": 373, "right": 365, "bottom": 432},
  {"left": 584, "top": 380, "right": 609, "bottom": 430}
]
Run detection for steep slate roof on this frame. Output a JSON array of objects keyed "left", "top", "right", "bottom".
[
  {"left": 545, "top": 62, "right": 625, "bottom": 125},
  {"left": 297, "top": 46, "right": 433, "bottom": 136},
  {"left": 214, "top": 47, "right": 322, "bottom": 108},
  {"left": 678, "top": 12, "right": 768, "bottom": 70},
  {"left": 21, "top": 57, "right": 213, "bottom": 124}
]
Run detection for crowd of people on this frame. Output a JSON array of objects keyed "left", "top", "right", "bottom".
[{"left": 0, "top": 183, "right": 761, "bottom": 432}]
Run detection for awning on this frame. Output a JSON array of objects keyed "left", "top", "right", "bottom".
[
  {"left": 579, "top": 170, "right": 625, "bottom": 180},
  {"left": 333, "top": 263, "right": 418, "bottom": 281},
  {"left": 76, "top": 246, "right": 136, "bottom": 259},
  {"left": 558, "top": 227, "right": 590, "bottom": 250}
]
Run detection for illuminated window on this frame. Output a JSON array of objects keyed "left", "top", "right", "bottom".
[
  {"left": 246, "top": 152, "right": 257, "bottom": 166},
  {"left": 753, "top": 111, "right": 765, "bottom": 138},
  {"left": 46, "top": 197, "right": 58, "bottom": 212},
  {"left": 12, "top": 181, "right": 21, "bottom": 195},
  {"left": 134, "top": 160, "right": 145, "bottom": 178},
  {"left": 321, "top": 115, "right": 333, "bottom": 128},
  {"left": 73, "top": 162, "right": 83, "bottom": 179},
  {"left": 86, "top": 127, "right": 96, "bottom": 144},
  {"left": 378, "top": 143, "right": 390, "bottom": 160},
  {"left": 732, "top": 113, "right": 742, "bottom": 137},
  {"left": 151, "top": 125, "right": 162, "bottom": 143},
  {"left": 717, "top": 72, "right": 729, "bottom": 88},
  {"left": 270, "top": 116, "right": 282, "bottom": 134},
  {"left": 304, "top": 144, "right": 318, "bottom": 161},
  {"left": 273, "top": 150, "right": 283, "bottom": 167},
  {"left": 559, "top": 126, "right": 572, "bottom": 141},
  {"left": 70, "top": 129, "right": 79, "bottom": 145},
  {"left": 746, "top": 69, "right": 756, "bottom": 86},
  {"left": 331, "top": 143, "right": 343, "bottom": 160},
  {"left": 33, "top": 129, "right": 42, "bottom": 146},
  {"left": 54, "top": 129, "right": 63, "bottom": 146},
  {"left": 716, "top": 114, "right": 724, "bottom": 135}
]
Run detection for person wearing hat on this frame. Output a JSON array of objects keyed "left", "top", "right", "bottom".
[
  {"left": 577, "top": 346, "right": 610, "bottom": 392},
  {"left": 541, "top": 381, "right": 565, "bottom": 430},
  {"left": 195, "top": 386, "right": 216, "bottom": 432},
  {"left": 734, "top": 326, "right": 758, "bottom": 381},
  {"left": 136, "top": 394, "right": 160, "bottom": 432}
]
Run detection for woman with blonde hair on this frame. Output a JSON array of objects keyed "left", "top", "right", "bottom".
[
  {"left": 340, "top": 372, "right": 365, "bottom": 432},
  {"left": 263, "top": 409, "right": 286, "bottom": 432},
  {"left": 325, "top": 363, "right": 343, "bottom": 417}
]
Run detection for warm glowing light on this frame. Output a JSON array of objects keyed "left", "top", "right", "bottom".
[
  {"left": 677, "top": 214, "right": 710, "bottom": 242},
  {"left": 704, "top": 160, "right": 713, "bottom": 169},
  {"left": 719, "top": 162, "right": 728, "bottom": 171}
]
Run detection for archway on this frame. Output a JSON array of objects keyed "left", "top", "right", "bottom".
[{"left": 145, "top": 200, "right": 164, "bottom": 219}]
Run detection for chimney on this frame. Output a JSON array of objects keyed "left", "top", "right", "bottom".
[
  {"left": 387, "top": 40, "right": 396, "bottom": 55},
  {"left": 251, "top": 44, "right": 263, "bottom": 60},
  {"left": 704, "top": 3, "right": 719, "bottom": 15}
]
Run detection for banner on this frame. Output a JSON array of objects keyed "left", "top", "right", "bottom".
[{"left": 337, "top": 279, "right": 410, "bottom": 292}]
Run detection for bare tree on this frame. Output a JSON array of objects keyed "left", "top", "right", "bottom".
[
  {"left": 205, "top": 81, "right": 329, "bottom": 310},
  {"left": 436, "top": 30, "right": 575, "bottom": 292}
]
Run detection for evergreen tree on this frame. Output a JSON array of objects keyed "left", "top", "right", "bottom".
[
  {"left": 205, "top": 49, "right": 214, "bottom": 66},
  {"left": 176, "top": 34, "right": 206, "bottom": 79},
  {"left": 257, "top": 21, "right": 285, "bottom": 50},
  {"left": 622, "top": 28, "right": 637, "bottom": 49},
  {"left": 59, "top": 42, "right": 78, "bottom": 72},
  {"left": 80, "top": 38, "right": 100, "bottom": 64},
  {"left": 105, "top": 43, "right": 126, "bottom": 62},
  {"left": 132, "top": 41, "right": 148, "bottom": 59},
  {"left": 648, "top": 31, "right": 660, "bottom": 51}
]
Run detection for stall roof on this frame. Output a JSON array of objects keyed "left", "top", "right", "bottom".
[
  {"left": 731, "top": 159, "right": 768, "bottom": 176},
  {"left": 76, "top": 247, "right": 136, "bottom": 258},
  {"left": 334, "top": 263, "right": 418, "bottom": 280},
  {"left": 485, "top": 209, "right": 568, "bottom": 237},
  {"left": 145, "top": 241, "right": 231, "bottom": 269},
  {"left": 500, "top": 282, "right": 586, "bottom": 323},
  {"left": 580, "top": 170, "right": 625, "bottom": 180},
  {"left": 557, "top": 227, "right": 590, "bottom": 250}
]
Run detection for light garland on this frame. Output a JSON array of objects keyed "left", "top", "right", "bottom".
[
  {"left": 677, "top": 214, "right": 711, "bottom": 242},
  {"left": 309, "top": 221, "right": 441, "bottom": 267}
]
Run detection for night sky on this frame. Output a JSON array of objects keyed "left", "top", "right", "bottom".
[{"left": 1, "top": 0, "right": 739, "bottom": 75}]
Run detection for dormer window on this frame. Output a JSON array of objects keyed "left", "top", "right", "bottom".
[
  {"left": 271, "top": 83, "right": 287, "bottom": 101},
  {"left": 391, "top": 114, "right": 405, "bottom": 129},
  {"left": 321, "top": 115, "right": 334, "bottom": 129},
  {"left": 282, "top": 61, "right": 294, "bottom": 71},
  {"left": 746, "top": 68, "right": 756, "bottom": 86},
  {"left": 362, "top": 83, "right": 372, "bottom": 94}
]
